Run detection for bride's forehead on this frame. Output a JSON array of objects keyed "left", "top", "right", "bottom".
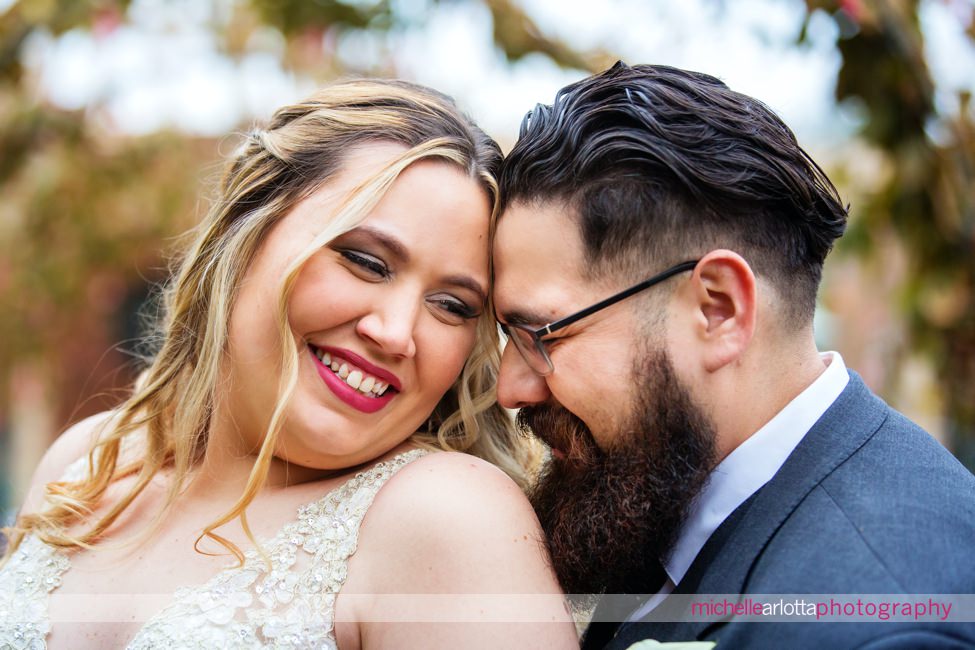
[{"left": 359, "top": 167, "right": 491, "bottom": 276}]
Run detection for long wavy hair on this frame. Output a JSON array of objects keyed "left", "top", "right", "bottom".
[{"left": 4, "top": 79, "right": 537, "bottom": 562}]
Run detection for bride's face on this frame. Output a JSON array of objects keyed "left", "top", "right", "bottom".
[{"left": 223, "top": 142, "right": 491, "bottom": 470}]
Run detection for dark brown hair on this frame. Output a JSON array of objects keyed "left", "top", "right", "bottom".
[{"left": 500, "top": 62, "right": 848, "bottom": 326}]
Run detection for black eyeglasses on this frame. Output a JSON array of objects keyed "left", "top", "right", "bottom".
[{"left": 498, "top": 260, "right": 699, "bottom": 375}]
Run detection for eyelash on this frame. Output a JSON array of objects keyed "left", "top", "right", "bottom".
[
  {"left": 339, "top": 249, "right": 479, "bottom": 322},
  {"left": 431, "top": 297, "right": 478, "bottom": 320},
  {"left": 340, "top": 250, "right": 389, "bottom": 278}
]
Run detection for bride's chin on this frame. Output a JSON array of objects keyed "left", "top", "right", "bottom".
[{"left": 272, "top": 431, "right": 406, "bottom": 474}]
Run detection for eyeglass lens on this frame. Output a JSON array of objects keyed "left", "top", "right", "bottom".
[{"left": 504, "top": 326, "right": 553, "bottom": 375}]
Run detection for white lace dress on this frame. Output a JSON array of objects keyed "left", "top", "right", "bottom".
[{"left": 0, "top": 448, "right": 427, "bottom": 649}]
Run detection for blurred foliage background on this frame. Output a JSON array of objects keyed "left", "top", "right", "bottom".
[{"left": 0, "top": 0, "right": 973, "bottom": 513}]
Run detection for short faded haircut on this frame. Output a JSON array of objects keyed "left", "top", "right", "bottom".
[{"left": 499, "top": 62, "right": 848, "bottom": 327}]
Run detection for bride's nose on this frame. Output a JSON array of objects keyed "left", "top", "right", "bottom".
[{"left": 355, "top": 289, "right": 420, "bottom": 358}]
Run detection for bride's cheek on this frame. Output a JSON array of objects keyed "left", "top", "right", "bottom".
[{"left": 424, "top": 330, "right": 477, "bottom": 392}]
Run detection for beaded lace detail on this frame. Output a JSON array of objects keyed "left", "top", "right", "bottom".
[
  {"left": 0, "top": 448, "right": 427, "bottom": 649},
  {"left": 0, "top": 536, "right": 70, "bottom": 650},
  {"left": 0, "top": 444, "right": 88, "bottom": 650}
]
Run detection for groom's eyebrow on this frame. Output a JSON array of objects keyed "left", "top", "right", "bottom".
[{"left": 496, "top": 308, "right": 550, "bottom": 329}]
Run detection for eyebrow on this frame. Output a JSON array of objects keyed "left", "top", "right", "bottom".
[
  {"left": 351, "top": 225, "right": 410, "bottom": 263},
  {"left": 496, "top": 308, "right": 553, "bottom": 329},
  {"left": 350, "top": 225, "right": 487, "bottom": 302},
  {"left": 444, "top": 274, "right": 487, "bottom": 304}
]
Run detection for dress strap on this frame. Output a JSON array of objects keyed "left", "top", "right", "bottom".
[{"left": 127, "top": 447, "right": 429, "bottom": 648}]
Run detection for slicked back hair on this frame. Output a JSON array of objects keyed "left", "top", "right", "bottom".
[{"left": 499, "top": 62, "right": 848, "bottom": 328}]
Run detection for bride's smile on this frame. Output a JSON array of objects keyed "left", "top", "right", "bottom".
[
  {"left": 2, "top": 79, "right": 577, "bottom": 650},
  {"left": 218, "top": 142, "right": 491, "bottom": 475}
]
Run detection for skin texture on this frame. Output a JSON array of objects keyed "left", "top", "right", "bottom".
[
  {"left": 19, "top": 147, "right": 578, "bottom": 650},
  {"left": 336, "top": 451, "right": 579, "bottom": 649}
]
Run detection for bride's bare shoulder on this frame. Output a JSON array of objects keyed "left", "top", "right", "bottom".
[
  {"left": 341, "top": 450, "right": 578, "bottom": 648},
  {"left": 19, "top": 410, "right": 118, "bottom": 516},
  {"left": 355, "top": 450, "right": 552, "bottom": 588},
  {"left": 390, "top": 449, "right": 529, "bottom": 498},
  {"left": 375, "top": 450, "right": 535, "bottom": 526}
]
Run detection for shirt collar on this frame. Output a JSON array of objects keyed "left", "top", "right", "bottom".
[{"left": 662, "top": 351, "right": 849, "bottom": 585}]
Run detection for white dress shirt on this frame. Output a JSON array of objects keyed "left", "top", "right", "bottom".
[{"left": 626, "top": 351, "right": 849, "bottom": 621}]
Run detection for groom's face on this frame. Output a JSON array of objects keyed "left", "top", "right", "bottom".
[
  {"left": 494, "top": 200, "right": 718, "bottom": 594},
  {"left": 493, "top": 201, "right": 648, "bottom": 448}
]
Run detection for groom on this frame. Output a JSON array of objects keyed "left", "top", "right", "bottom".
[{"left": 493, "top": 62, "right": 975, "bottom": 648}]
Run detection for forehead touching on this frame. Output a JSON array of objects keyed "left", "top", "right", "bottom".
[
  {"left": 355, "top": 154, "right": 491, "bottom": 292},
  {"left": 493, "top": 200, "right": 589, "bottom": 327}
]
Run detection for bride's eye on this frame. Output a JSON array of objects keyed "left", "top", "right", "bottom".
[
  {"left": 340, "top": 250, "right": 389, "bottom": 279},
  {"left": 428, "top": 294, "right": 480, "bottom": 325}
]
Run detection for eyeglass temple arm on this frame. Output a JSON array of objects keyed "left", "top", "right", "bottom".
[{"left": 540, "top": 260, "right": 700, "bottom": 335}]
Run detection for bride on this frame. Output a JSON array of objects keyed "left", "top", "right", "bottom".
[{"left": 0, "top": 79, "right": 578, "bottom": 649}]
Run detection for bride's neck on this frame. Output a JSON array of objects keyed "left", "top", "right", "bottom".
[{"left": 185, "top": 417, "right": 334, "bottom": 500}]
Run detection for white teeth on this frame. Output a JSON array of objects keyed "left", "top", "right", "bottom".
[
  {"left": 317, "top": 351, "right": 393, "bottom": 398},
  {"left": 346, "top": 370, "right": 363, "bottom": 390}
]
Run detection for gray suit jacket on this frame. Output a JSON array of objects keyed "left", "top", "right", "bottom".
[{"left": 594, "top": 372, "right": 975, "bottom": 649}]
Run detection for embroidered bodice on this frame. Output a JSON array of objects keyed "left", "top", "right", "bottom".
[{"left": 0, "top": 448, "right": 427, "bottom": 649}]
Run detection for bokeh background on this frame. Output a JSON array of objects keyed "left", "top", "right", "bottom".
[{"left": 1, "top": 0, "right": 974, "bottom": 517}]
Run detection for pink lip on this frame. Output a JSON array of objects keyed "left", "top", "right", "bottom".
[{"left": 310, "top": 347, "right": 399, "bottom": 414}]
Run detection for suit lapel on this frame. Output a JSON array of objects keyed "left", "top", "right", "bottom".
[
  {"left": 581, "top": 595, "right": 644, "bottom": 650},
  {"left": 611, "top": 372, "right": 890, "bottom": 647},
  {"left": 686, "top": 373, "right": 887, "bottom": 594},
  {"left": 621, "top": 490, "right": 761, "bottom": 644}
]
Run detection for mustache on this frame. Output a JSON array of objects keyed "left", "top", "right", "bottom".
[{"left": 516, "top": 404, "right": 601, "bottom": 465}]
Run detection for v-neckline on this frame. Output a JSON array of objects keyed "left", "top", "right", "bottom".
[{"left": 31, "top": 448, "right": 428, "bottom": 649}]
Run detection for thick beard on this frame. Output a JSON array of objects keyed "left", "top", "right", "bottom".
[{"left": 523, "top": 350, "right": 717, "bottom": 596}]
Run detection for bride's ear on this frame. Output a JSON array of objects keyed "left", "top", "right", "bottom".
[{"left": 686, "top": 250, "right": 756, "bottom": 373}]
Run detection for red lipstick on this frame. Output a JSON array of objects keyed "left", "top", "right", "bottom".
[
  {"left": 310, "top": 346, "right": 399, "bottom": 414},
  {"left": 319, "top": 346, "right": 402, "bottom": 392}
]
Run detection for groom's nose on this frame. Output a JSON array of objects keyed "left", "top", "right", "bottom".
[{"left": 497, "top": 340, "right": 551, "bottom": 409}]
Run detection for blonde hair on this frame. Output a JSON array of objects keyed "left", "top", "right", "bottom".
[{"left": 4, "top": 79, "right": 539, "bottom": 562}]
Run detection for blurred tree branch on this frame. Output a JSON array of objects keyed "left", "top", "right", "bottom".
[
  {"left": 0, "top": 0, "right": 601, "bottom": 434},
  {"left": 802, "top": 0, "right": 975, "bottom": 467},
  {"left": 5, "top": 0, "right": 972, "bottom": 474}
]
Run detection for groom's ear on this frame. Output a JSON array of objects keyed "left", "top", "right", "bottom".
[{"left": 681, "top": 250, "right": 757, "bottom": 373}]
